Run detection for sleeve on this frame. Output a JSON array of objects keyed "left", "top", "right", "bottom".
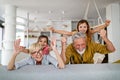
[
  {"left": 91, "top": 41, "right": 112, "bottom": 54},
  {"left": 15, "top": 57, "right": 32, "bottom": 69},
  {"left": 42, "top": 45, "right": 49, "bottom": 55},
  {"left": 65, "top": 44, "right": 73, "bottom": 64},
  {"left": 46, "top": 55, "right": 58, "bottom": 68}
]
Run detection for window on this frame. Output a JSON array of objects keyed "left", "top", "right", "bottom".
[{"left": 16, "top": 17, "right": 26, "bottom": 47}]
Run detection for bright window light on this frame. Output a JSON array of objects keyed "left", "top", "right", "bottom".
[
  {"left": 16, "top": 17, "right": 25, "bottom": 23},
  {"left": 16, "top": 25, "right": 25, "bottom": 30}
]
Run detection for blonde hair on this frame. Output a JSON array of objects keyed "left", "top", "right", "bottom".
[{"left": 29, "top": 43, "right": 43, "bottom": 54}]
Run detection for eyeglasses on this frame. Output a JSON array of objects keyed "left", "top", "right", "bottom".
[{"left": 31, "top": 49, "right": 42, "bottom": 55}]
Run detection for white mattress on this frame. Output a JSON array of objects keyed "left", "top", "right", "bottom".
[{"left": 0, "top": 64, "right": 120, "bottom": 80}]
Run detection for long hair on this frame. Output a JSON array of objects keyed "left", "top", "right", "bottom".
[
  {"left": 76, "top": 19, "right": 91, "bottom": 40},
  {"left": 37, "top": 35, "right": 49, "bottom": 44}
]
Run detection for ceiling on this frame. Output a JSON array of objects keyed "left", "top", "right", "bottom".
[{"left": 0, "top": 0, "right": 120, "bottom": 21}]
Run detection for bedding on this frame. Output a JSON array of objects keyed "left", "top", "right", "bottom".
[{"left": 0, "top": 64, "right": 120, "bottom": 80}]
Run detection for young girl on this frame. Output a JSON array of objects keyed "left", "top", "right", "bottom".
[
  {"left": 49, "top": 19, "right": 110, "bottom": 40},
  {"left": 7, "top": 38, "right": 65, "bottom": 70}
]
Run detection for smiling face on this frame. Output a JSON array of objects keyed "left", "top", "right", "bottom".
[
  {"left": 78, "top": 23, "right": 88, "bottom": 33},
  {"left": 37, "top": 35, "right": 49, "bottom": 48},
  {"left": 29, "top": 43, "right": 43, "bottom": 62},
  {"left": 73, "top": 37, "right": 87, "bottom": 53},
  {"left": 77, "top": 19, "right": 90, "bottom": 35},
  {"left": 38, "top": 37, "right": 48, "bottom": 48},
  {"left": 31, "top": 48, "right": 43, "bottom": 62}
]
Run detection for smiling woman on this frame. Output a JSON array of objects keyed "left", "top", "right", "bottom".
[{"left": 7, "top": 37, "right": 64, "bottom": 70}]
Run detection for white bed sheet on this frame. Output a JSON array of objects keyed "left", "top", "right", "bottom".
[{"left": 0, "top": 64, "right": 120, "bottom": 80}]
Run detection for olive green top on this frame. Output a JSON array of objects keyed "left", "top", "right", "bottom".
[
  {"left": 113, "top": 60, "right": 120, "bottom": 63},
  {"left": 65, "top": 40, "right": 112, "bottom": 64}
]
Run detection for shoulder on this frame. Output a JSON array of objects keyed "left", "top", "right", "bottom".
[
  {"left": 87, "top": 40, "right": 103, "bottom": 49},
  {"left": 66, "top": 43, "right": 76, "bottom": 52},
  {"left": 44, "top": 54, "right": 55, "bottom": 60},
  {"left": 87, "top": 40, "right": 97, "bottom": 47},
  {"left": 66, "top": 43, "right": 73, "bottom": 49},
  {"left": 25, "top": 56, "right": 35, "bottom": 63},
  {"left": 15, "top": 56, "right": 35, "bottom": 69},
  {"left": 21, "top": 56, "right": 36, "bottom": 64}
]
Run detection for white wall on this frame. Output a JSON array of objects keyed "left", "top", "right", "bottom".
[
  {"left": 106, "top": 3, "right": 120, "bottom": 63},
  {"left": 0, "top": 6, "right": 4, "bottom": 21},
  {"left": 0, "top": 28, "right": 2, "bottom": 50},
  {"left": 0, "top": 28, "right": 2, "bottom": 64}
]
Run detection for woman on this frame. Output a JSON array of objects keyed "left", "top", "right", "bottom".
[
  {"left": 7, "top": 38, "right": 65, "bottom": 70},
  {"left": 21, "top": 35, "right": 50, "bottom": 55}
]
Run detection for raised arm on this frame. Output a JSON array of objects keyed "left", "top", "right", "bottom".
[
  {"left": 61, "top": 37, "right": 67, "bottom": 63},
  {"left": 99, "top": 29, "right": 115, "bottom": 52},
  {"left": 7, "top": 39, "right": 23, "bottom": 70},
  {"left": 49, "top": 27, "right": 73, "bottom": 36},
  {"left": 50, "top": 37, "right": 65, "bottom": 69},
  {"left": 21, "top": 48, "right": 29, "bottom": 53},
  {"left": 90, "top": 20, "right": 111, "bottom": 34}
]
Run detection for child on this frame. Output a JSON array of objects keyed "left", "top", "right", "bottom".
[{"left": 49, "top": 19, "right": 110, "bottom": 40}]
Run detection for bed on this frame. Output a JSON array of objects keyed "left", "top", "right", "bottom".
[{"left": 0, "top": 64, "right": 120, "bottom": 80}]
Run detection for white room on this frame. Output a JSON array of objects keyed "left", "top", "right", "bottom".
[{"left": 0, "top": 0, "right": 120, "bottom": 80}]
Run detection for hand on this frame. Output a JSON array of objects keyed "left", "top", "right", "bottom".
[
  {"left": 48, "top": 27, "right": 55, "bottom": 32},
  {"left": 13, "top": 39, "right": 23, "bottom": 55},
  {"left": 105, "top": 20, "right": 111, "bottom": 26},
  {"left": 99, "top": 29, "right": 107, "bottom": 39},
  {"left": 50, "top": 37, "right": 57, "bottom": 50},
  {"left": 61, "top": 37, "right": 67, "bottom": 44}
]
